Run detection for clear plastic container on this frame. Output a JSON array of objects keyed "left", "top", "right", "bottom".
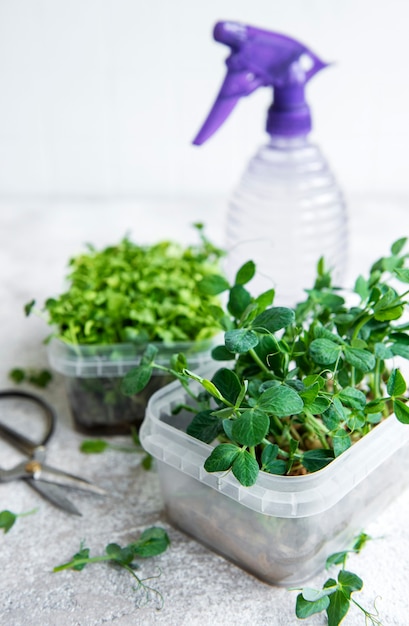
[
  {"left": 224, "top": 136, "right": 348, "bottom": 306},
  {"left": 140, "top": 378, "right": 409, "bottom": 586},
  {"left": 47, "top": 337, "right": 217, "bottom": 435}
]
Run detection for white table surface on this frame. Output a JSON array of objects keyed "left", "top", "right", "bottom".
[{"left": 1, "top": 194, "right": 409, "bottom": 626}]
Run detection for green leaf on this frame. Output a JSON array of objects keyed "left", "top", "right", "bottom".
[
  {"left": 254, "top": 289, "right": 275, "bottom": 309},
  {"left": 251, "top": 307, "right": 295, "bottom": 333},
  {"left": 296, "top": 593, "right": 330, "bottom": 618},
  {"left": 261, "top": 443, "right": 279, "bottom": 466},
  {"left": 326, "top": 589, "right": 350, "bottom": 626},
  {"left": 300, "top": 383, "right": 319, "bottom": 404},
  {"left": 258, "top": 384, "right": 304, "bottom": 417},
  {"left": 187, "top": 411, "right": 222, "bottom": 443},
  {"left": 212, "top": 368, "right": 242, "bottom": 404},
  {"left": 231, "top": 409, "right": 269, "bottom": 447},
  {"left": 374, "top": 305, "right": 404, "bottom": 321},
  {"left": 332, "top": 429, "right": 351, "bottom": 457},
  {"left": 309, "top": 338, "right": 341, "bottom": 365},
  {"left": 170, "top": 352, "right": 188, "bottom": 373},
  {"left": 387, "top": 369, "right": 407, "bottom": 397},
  {"left": 261, "top": 444, "right": 287, "bottom": 475},
  {"left": 222, "top": 418, "right": 234, "bottom": 440},
  {"left": 105, "top": 543, "right": 135, "bottom": 565},
  {"left": 141, "top": 344, "right": 158, "bottom": 365},
  {"left": 326, "top": 551, "right": 349, "bottom": 568},
  {"left": 9, "top": 368, "right": 25, "bottom": 383},
  {"left": 198, "top": 274, "right": 230, "bottom": 295},
  {"left": 391, "top": 237, "right": 407, "bottom": 255},
  {"left": 71, "top": 545, "right": 91, "bottom": 571},
  {"left": 121, "top": 364, "right": 153, "bottom": 396},
  {"left": 344, "top": 346, "right": 376, "bottom": 372},
  {"left": 80, "top": 439, "right": 109, "bottom": 454},
  {"left": 353, "top": 532, "right": 371, "bottom": 553},
  {"left": 338, "top": 569, "right": 363, "bottom": 594},
  {"left": 354, "top": 275, "right": 369, "bottom": 301},
  {"left": 365, "top": 398, "right": 385, "bottom": 414},
  {"left": 394, "top": 268, "right": 409, "bottom": 283},
  {"left": 228, "top": 284, "right": 252, "bottom": 318},
  {"left": 200, "top": 379, "right": 225, "bottom": 401},
  {"left": 394, "top": 399, "right": 409, "bottom": 424},
  {"left": 234, "top": 260, "right": 256, "bottom": 285},
  {"left": 302, "top": 449, "right": 334, "bottom": 472},
  {"left": 211, "top": 345, "right": 235, "bottom": 361},
  {"left": 204, "top": 443, "right": 240, "bottom": 473},
  {"left": 374, "top": 342, "right": 393, "bottom": 360},
  {"left": 24, "top": 299, "right": 36, "bottom": 316},
  {"left": 0, "top": 510, "right": 17, "bottom": 533},
  {"left": 224, "top": 328, "right": 259, "bottom": 353},
  {"left": 308, "top": 396, "right": 331, "bottom": 414},
  {"left": 391, "top": 341, "right": 409, "bottom": 360},
  {"left": 231, "top": 450, "right": 260, "bottom": 486},
  {"left": 142, "top": 454, "right": 153, "bottom": 470},
  {"left": 130, "top": 527, "right": 170, "bottom": 558},
  {"left": 338, "top": 387, "right": 366, "bottom": 410}
]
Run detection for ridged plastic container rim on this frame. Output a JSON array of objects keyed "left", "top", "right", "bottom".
[
  {"left": 47, "top": 336, "right": 220, "bottom": 378},
  {"left": 140, "top": 376, "right": 409, "bottom": 518}
]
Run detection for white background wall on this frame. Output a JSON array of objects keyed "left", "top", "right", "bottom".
[{"left": 0, "top": 0, "right": 408, "bottom": 200}]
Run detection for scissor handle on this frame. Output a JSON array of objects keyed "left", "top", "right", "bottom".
[{"left": 0, "top": 389, "right": 56, "bottom": 456}]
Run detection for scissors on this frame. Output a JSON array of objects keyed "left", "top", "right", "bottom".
[{"left": 0, "top": 389, "right": 106, "bottom": 516}]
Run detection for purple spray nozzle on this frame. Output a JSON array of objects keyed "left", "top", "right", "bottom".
[{"left": 193, "top": 21, "right": 329, "bottom": 144}]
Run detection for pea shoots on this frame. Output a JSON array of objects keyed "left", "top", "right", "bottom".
[
  {"left": 54, "top": 527, "right": 170, "bottom": 608},
  {"left": 124, "top": 238, "right": 409, "bottom": 486}
]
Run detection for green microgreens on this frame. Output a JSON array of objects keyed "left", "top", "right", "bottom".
[
  {"left": 294, "top": 532, "right": 382, "bottom": 625},
  {"left": 53, "top": 527, "right": 170, "bottom": 608},
  {"left": 123, "top": 238, "right": 409, "bottom": 487},
  {"left": 0, "top": 508, "right": 38, "bottom": 533},
  {"left": 26, "top": 224, "right": 225, "bottom": 345}
]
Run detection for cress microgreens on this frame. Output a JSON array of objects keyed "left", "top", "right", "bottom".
[
  {"left": 0, "top": 508, "right": 37, "bottom": 533},
  {"left": 123, "top": 238, "right": 409, "bottom": 487},
  {"left": 294, "top": 532, "right": 382, "bottom": 625},
  {"left": 9, "top": 367, "right": 53, "bottom": 388},
  {"left": 54, "top": 526, "right": 170, "bottom": 609},
  {"left": 79, "top": 428, "right": 153, "bottom": 469},
  {"left": 25, "top": 223, "right": 225, "bottom": 345}
]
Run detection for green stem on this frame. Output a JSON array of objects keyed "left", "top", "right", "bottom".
[
  {"left": 270, "top": 413, "right": 284, "bottom": 433},
  {"left": 261, "top": 438, "right": 289, "bottom": 459},
  {"left": 53, "top": 555, "right": 113, "bottom": 572},
  {"left": 352, "top": 313, "right": 372, "bottom": 341},
  {"left": 305, "top": 411, "right": 330, "bottom": 449},
  {"left": 16, "top": 508, "right": 38, "bottom": 519},
  {"left": 249, "top": 348, "right": 274, "bottom": 376},
  {"left": 373, "top": 358, "right": 381, "bottom": 399},
  {"left": 351, "top": 366, "right": 356, "bottom": 388}
]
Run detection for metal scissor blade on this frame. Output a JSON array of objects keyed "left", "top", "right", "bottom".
[
  {"left": 27, "top": 478, "right": 82, "bottom": 516},
  {"left": 39, "top": 464, "right": 107, "bottom": 496}
]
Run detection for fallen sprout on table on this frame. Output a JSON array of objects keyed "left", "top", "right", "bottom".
[
  {"left": 0, "top": 508, "right": 38, "bottom": 533},
  {"left": 294, "top": 532, "right": 383, "bottom": 625},
  {"left": 53, "top": 526, "right": 170, "bottom": 609},
  {"left": 79, "top": 427, "right": 153, "bottom": 469}
]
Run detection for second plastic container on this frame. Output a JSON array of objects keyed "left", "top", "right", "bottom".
[{"left": 47, "top": 338, "right": 216, "bottom": 435}]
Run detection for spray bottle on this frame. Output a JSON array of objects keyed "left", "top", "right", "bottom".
[{"left": 193, "top": 21, "right": 347, "bottom": 306}]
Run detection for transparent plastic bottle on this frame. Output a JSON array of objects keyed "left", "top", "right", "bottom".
[
  {"left": 192, "top": 21, "right": 348, "bottom": 306},
  {"left": 224, "top": 135, "right": 348, "bottom": 306}
]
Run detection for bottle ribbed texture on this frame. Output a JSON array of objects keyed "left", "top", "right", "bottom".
[{"left": 224, "top": 137, "right": 348, "bottom": 307}]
